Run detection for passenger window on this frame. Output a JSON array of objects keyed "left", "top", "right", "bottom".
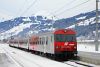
[
  {"left": 33, "top": 42, "right": 35, "bottom": 44},
  {"left": 44, "top": 37, "right": 45, "bottom": 44},
  {"left": 38, "top": 38, "right": 40, "bottom": 45},
  {"left": 42, "top": 37, "right": 44, "bottom": 45},
  {"left": 51, "top": 36, "right": 52, "bottom": 42},
  {"left": 35, "top": 42, "right": 36, "bottom": 45},
  {"left": 40, "top": 38, "right": 41, "bottom": 45},
  {"left": 37, "top": 41, "right": 39, "bottom": 44},
  {"left": 46, "top": 37, "right": 48, "bottom": 45}
]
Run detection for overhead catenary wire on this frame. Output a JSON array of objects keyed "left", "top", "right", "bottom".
[
  {"left": 48, "top": 0, "right": 77, "bottom": 20},
  {"left": 45, "top": 0, "right": 91, "bottom": 20},
  {"left": 17, "top": 0, "right": 92, "bottom": 30},
  {"left": 53, "top": 0, "right": 78, "bottom": 14},
  {"left": 20, "top": 0, "right": 38, "bottom": 17},
  {"left": 55, "top": 0, "right": 91, "bottom": 16},
  {"left": 26, "top": 0, "right": 78, "bottom": 20},
  {"left": 15, "top": 0, "right": 27, "bottom": 17}
]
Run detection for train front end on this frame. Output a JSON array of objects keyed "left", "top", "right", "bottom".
[{"left": 54, "top": 29, "right": 77, "bottom": 58}]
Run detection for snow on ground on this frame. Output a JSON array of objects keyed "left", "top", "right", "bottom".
[
  {"left": 42, "top": 27, "right": 54, "bottom": 31},
  {"left": 77, "top": 20, "right": 90, "bottom": 26},
  {"left": 0, "top": 44, "right": 21, "bottom": 67},
  {"left": 77, "top": 17, "right": 95, "bottom": 26},
  {"left": 1, "top": 22, "right": 33, "bottom": 38},
  {"left": 66, "top": 25, "right": 75, "bottom": 29},
  {"left": 76, "top": 16, "right": 86, "bottom": 20},
  {"left": 77, "top": 40, "right": 100, "bottom": 53},
  {"left": 0, "top": 46, "right": 5, "bottom": 53},
  {"left": 0, "top": 44, "right": 73, "bottom": 67},
  {"left": 64, "top": 61, "right": 85, "bottom": 67},
  {"left": 22, "top": 17, "right": 31, "bottom": 21},
  {"left": 64, "top": 60, "right": 100, "bottom": 67},
  {"left": 34, "top": 10, "right": 56, "bottom": 20},
  {"left": 66, "top": 17, "right": 95, "bottom": 29},
  {"left": 0, "top": 43, "right": 100, "bottom": 67}
]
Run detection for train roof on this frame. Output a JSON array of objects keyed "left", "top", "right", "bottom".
[
  {"left": 30, "top": 29, "right": 76, "bottom": 38},
  {"left": 54, "top": 29, "right": 76, "bottom": 34},
  {"left": 9, "top": 37, "right": 29, "bottom": 41}
]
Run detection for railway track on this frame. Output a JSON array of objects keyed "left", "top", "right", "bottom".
[
  {"left": 2, "top": 47, "right": 25, "bottom": 67},
  {"left": 63, "top": 60, "right": 94, "bottom": 67},
  {"left": 2, "top": 46, "right": 43, "bottom": 67},
  {"left": 1, "top": 44, "right": 98, "bottom": 67}
]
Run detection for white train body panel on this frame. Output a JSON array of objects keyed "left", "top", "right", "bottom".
[
  {"left": 9, "top": 40, "right": 19, "bottom": 47},
  {"left": 9, "top": 29, "right": 77, "bottom": 57},
  {"left": 32, "top": 32, "right": 55, "bottom": 54},
  {"left": 18, "top": 39, "right": 29, "bottom": 49},
  {"left": 13, "top": 44, "right": 19, "bottom": 47},
  {"left": 19, "top": 43, "right": 28, "bottom": 49}
]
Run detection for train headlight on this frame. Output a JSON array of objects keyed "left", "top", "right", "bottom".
[
  {"left": 56, "top": 46, "right": 59, "bottom": 48},
  {"left": 69, "top": 44, "right": 74, "bottom": 46},
  {"left": 74, "top": 46, "right": 76, "bottom": 49},
  {"left": 64, "top": 42, "right": 68, "bottom": 45},
  {"left": 64, "top": 30, "right": 67, "bottom": 32},
  {"left": 56, "top": 46, "right": 61, "bottom": 48}
]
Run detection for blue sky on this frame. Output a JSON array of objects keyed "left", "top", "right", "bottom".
[{"left": 0, "top": 0, "right": 99, "bottom": 21}]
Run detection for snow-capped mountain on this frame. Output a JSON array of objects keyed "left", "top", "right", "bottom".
[
  {"left": 0, "top": 10, "right": 100, "bottom": 40},
  {"left": 55, "top": 10, "right": 100, "bottom": 40},
  {"left": 0, "top": 16, "right": 54, "bottom": 39}
]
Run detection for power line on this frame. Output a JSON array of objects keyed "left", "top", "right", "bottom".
[
  {"left": 53, "top": 0, "right": 78, "bottom": 14},
  {"left": 44, "top": 0, "right": 78, "bottom": 20},
  {"left": 47, "top": 0, "right": 91, "bottom": 19},
  {"left": 16, "top": 0, "right": 27, "bottom": 17},
  {"left": 20, "top": 0, "right": 38, "bottom": 16},
  {"left": 55, "top": 0, "right": 91, "bottom": 16}
]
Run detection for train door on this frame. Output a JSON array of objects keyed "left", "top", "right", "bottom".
[
  {"left": 43, "top": 36, "right": 46, "bottom": 54},
  {"left": 50, "top": 34, "right": 54, "bottom": 54},
  {"left": 46, "top": 34, "right": 52, "bottom": 53},
  {"left": 27, "top": 38, "right": 29, "bottom": 50},
  {"left": 43, "top": 36, "right": 48, "bottom": 54}
]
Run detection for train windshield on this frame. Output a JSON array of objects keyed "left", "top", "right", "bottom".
[{"left": 54, "top": 34, "right": 76, "bottom": 42}]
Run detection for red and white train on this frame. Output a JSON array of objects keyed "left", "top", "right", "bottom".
[{"left": 9, "top": 29, "right": 77, "bottom": 58}]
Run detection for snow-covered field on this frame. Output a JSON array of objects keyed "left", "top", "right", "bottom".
[
  {"left": 0, "top": 43, "right": 100, "bottom": 67},
  {"left": 0, "top": 44, "right": 100, "bottom": 67},
  {"left": 77, "top": 41, "right": 100, "bottom": 53},
  {"left": 0, "top": 44, "right": 73, "bottom": 67}
]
